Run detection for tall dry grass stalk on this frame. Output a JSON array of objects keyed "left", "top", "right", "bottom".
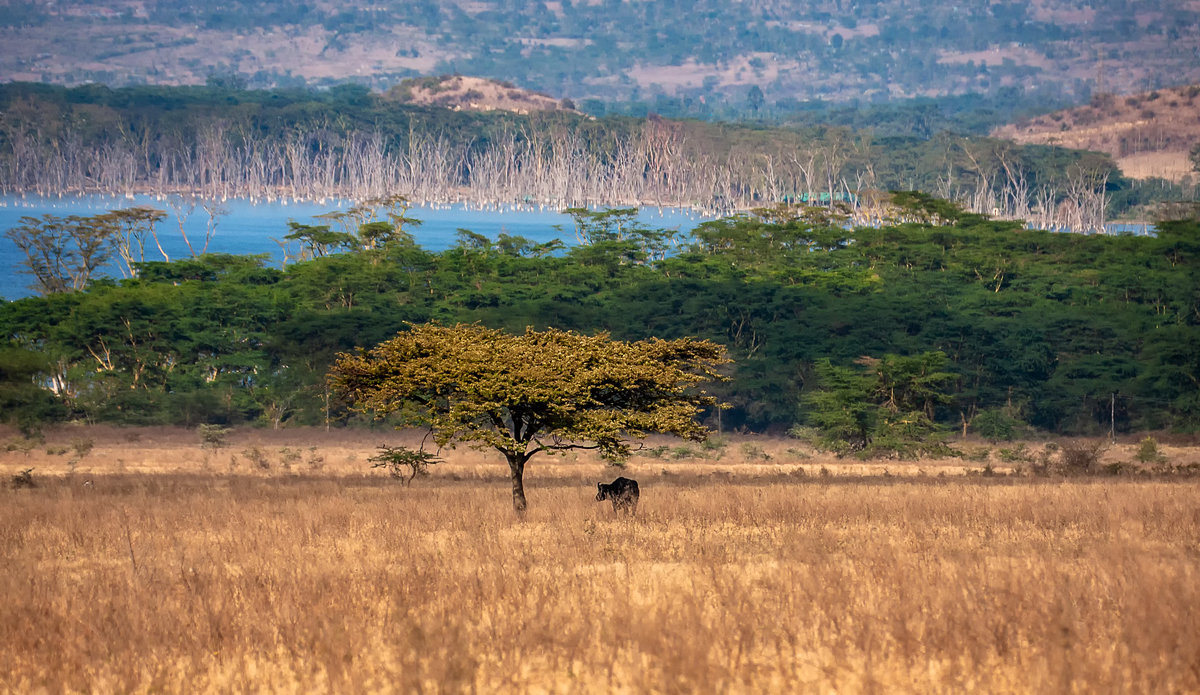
[{"left": 3, "top": 469, "right": 1199, "bottom": 693}]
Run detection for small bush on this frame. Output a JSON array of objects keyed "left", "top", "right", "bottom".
[
  {"left": 199, "top": 424, "right": 229, "bottom": 449},
  {"left": 278, "top": 447, "right": 302, "bottom": 470},
  {"left": 1059, "top": 441, "right": 1106, "bottom": 475},
  {"left": 671, "top": 446, "right": 697, "bottom": 460},
  {"left": 998, "top": 444, "right": 1031, "bottom": 463},
  {"left": 70, "top": 437, "right": 94, "bottom": 459},
  {"left": 639, "top": 446, "right": 670, "bottom": 459},
  {"left": 368, "top": 445, "right": 441, "bottom": 485},
  {"left": 242, "top": 447, "right": 271, "bottom": 470},
  {"left": 4, "top": 438, "right": 38, "bottom": 456},
  {"left": 786, "top": 425, "right": 821, "bottom": 443},
  {"left": 45, "top": 445, "right": 70, "bottom": 456},
  {"left": 973, "top": 409, "right": 1021, "bottom": 442},
  {"left": 740, "top": 443, "right": 771, "bottom": 461},
  {"left": 962, "top": 447, "right": 991, "bottom": 462},
  {"left": 1135, "top": 436, "right": 1166, "bottom": 464},
  {"left": 10, "top": 468, "right": 35, "bottom": 489}
]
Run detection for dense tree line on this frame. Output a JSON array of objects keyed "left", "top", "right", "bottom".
[
  {"left": 3, "top": 82, "right": 1184, "bottom": 228},
  {"left": 2, "top": 202, "right": 1197, "bottom": 438}
]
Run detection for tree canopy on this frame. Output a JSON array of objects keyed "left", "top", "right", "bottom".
[
  {"left": 3, "top": 207, "right": 1197, "bottom": 440},
  {"left": 328, "top": 323, "right": 729, "bottom": 510}
]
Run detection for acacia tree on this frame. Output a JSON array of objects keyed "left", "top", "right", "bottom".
[
  {"left": 329, "top": 323, "right": 729, "bottom": 511},
  {"left": 4, "top": 214, "right": 117, "bottom": 294}
]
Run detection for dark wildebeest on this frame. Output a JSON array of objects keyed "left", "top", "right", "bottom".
[{"left": 596, "top": 477, "right": 639, "bottom": 514}]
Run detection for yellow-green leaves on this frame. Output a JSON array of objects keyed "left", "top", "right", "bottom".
[{"left": 329, "top": 322, "right": 729, "bottom": 461}]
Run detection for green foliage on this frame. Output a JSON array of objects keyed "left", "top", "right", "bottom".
[
  {"left": 198, "top": 424, "right": 230, "bottom": 449},
  {"left": 973, "top": 408, "right": 1021, "bottom": 442},
  {"left": 3, "top": 209, "right": 1199, "bottom": 442},
  {"left": 803, "top": 359, "right": 878, "bottom": 455},
  {"left": 242, "top": 447, "right": 272, "bottom": 470},
  {"left": 997, "top": 444, "right": 1031, "bottom": 463},
  {"left": 0, "top": 343, "right": 68, "bottom": 433},
  {"left": 803, "top": 353, "right": 956, "bottom": 458},
  {"left": 4, "top": 213, "right": 117, "bottom": 294},
  {"left": 1135, "top": 436, "right": 1166, "bottom": 464},
  {"left": 367, "top": 446, "right": 444, "bottom": 484}
]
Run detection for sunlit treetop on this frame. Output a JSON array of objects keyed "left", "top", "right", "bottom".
[{"left": 329, "top": 322, "right": 729, "bottom": 510}]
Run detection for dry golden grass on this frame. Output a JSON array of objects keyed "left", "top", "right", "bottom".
[{"left": 3, "top": 427, "right": 1200, "bottom": 693}]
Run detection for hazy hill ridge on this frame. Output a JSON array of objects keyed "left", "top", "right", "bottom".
[
  {"left": 992, "top": 83, "right": 1200, "bottom": 182},
  {"left": 1, "top": 0, "right": 1196, "bottom": 109}
]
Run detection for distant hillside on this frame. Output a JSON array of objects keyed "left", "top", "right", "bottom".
[
  {"left": 993, "top": 84, "right": 1200, "bottom": 182},
  {"left": 1, "top": 0, "right": 1196, "bottom": 111},
  {"left": 384, "top": 76, "right": 578, "bottom": 115}
]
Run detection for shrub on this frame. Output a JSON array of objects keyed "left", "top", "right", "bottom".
[
  {"left": 368, "top": 445, "right": 441, "bottom": 485},
  {"left": 671, "top": 446, "right": 697, "bottom": 460},
  {"left": 786, "top": 425, "right": 821, "bottom": 443},
  {"left": 639, "top": 446, "right": 670, "bottom": 459},
  {"left": 973, "top": 408, "right": 1021, "bottom": 442},
  {"left": 1059, "top": 441, "right": 1106, "bottom": 475},
  {"left": 5, "top": 438, "right": 38, "bottom": 456},
  {"left": 740, "top": 443, "right": 771, "bottom": 461},
  {"left": 1135, "top": 436, "right": 1166, "bottom": 464},
  {"left": 278, "top": 447, "right": 302, "bottom": 470},
  {"left": 10, "top": 468, "right": 35, "bottom": 489},
  {"left": 70, "top": 437, "right": 94, "bottom": 459},
  {"left": 961, "top": 447, "right": 991, "bottom": 462},
  {"left": 998, "top": 444, "right": 1031, "bottom": 463},
  {"left": 199, "top": 424, "right": 230, "bottom": 449},
  {"left": 306, "top": 448, "right": 326, "bottom": 471},
  {"left": 242, "top": 447, "right": 271, "bottom": 470}
]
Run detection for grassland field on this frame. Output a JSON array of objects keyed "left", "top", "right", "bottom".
[{"left": 3, "top": 425, "right": 1199, "bottom": 693}]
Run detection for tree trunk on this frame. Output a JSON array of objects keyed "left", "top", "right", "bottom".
[{"left": 507, "top": 454, "right": 528, "bottom": 512}]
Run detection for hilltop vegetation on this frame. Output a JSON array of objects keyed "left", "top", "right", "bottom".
[{"left": 383, "top": 75, "right": 578, "bottom": 114}]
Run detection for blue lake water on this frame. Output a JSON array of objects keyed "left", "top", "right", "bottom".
[{"left": 0, "top": 195, "right": 712, "bottom": 300}]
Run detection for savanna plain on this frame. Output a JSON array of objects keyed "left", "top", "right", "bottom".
[{"left": 3, "top": 426, "right": 1199, "bottom": 693}]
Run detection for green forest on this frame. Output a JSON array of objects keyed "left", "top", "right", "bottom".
[{"left": 3, "top": 201, "right": 1198, "bottom": 444}]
